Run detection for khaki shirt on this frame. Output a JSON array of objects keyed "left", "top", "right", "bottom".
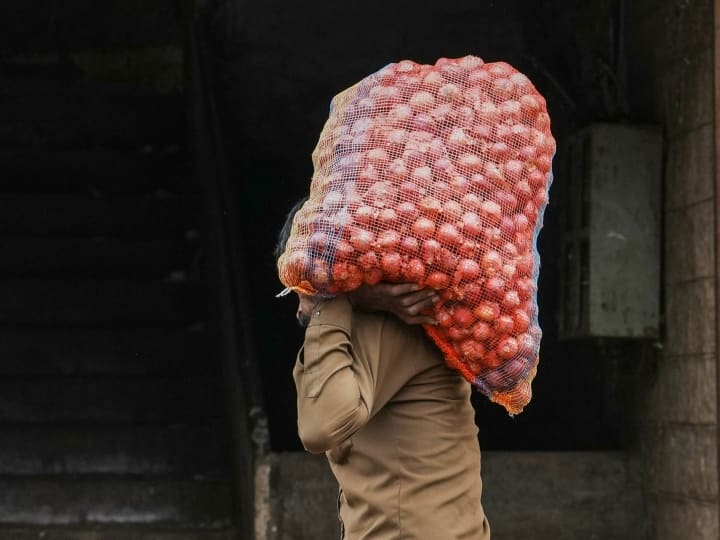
[{"left": 293, "top": 295, "right": 491, "bottom": 539}]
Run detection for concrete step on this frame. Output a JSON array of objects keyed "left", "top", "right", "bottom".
[
  {"left": 0, "top": 90, "right": 183, "bottom": 147},
  {"left": 0, "top": 280, "right": 201, "bottom": 326},
  {"left": 0, "top": 424, "right": 229, "bottom": 476},
  {"left": 0, "top": 1, "right": 181, "bottom": 55},
  {"left": 0, "top": 376, "right": 222, "bottom": 424},
  {"left": 0, "top": 477, "right": 232, "bottom": 527},
  {"left": 0, "top": 328, "right": 209, "bottom": 376},
  {"left": 0, "top": 195, "right": 193, "bottom": 238},
  {"left": 0, "top": 147, "right": 188, "bottom": 196},
  {"left": 256, "top": 451, "right": 644, "bottom": 540},
  {"left": 0, "top": 237, "right": 194, "bottom": 278},
  {"left": 0, "top": 528, "right": 238, "bottom": 540}
]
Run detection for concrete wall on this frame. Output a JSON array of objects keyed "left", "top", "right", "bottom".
[
  {"left": 256, "top": 451, "right": 643, "bottom": 540},
  {"left": 626, "top": 1, "right": 718, "bottom": 537}
]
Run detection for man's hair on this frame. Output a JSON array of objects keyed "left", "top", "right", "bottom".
[{"left": 274, "top": 196, "right": 308, "bottom": 263}]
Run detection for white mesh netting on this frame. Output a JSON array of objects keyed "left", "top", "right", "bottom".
[{"left": 278, "top": 55, "right": 554, "bottom": 414}]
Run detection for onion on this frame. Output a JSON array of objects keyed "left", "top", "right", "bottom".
[
  {"left": 457, "top": 259, "right": 481, "bottom": 281},
  {"left": 377, "top": 229, "right": 400, "bottom": 250},
  {"left": 433, "top": 157, "right": 455, "bottom": 179},
  {"left": 461, "top": 212, "right": 483, "bottom": 236},
  {"left": 335, "top": 240, "right": 355, "bottom": 260},
  {"left": 461, "top": 193, "right": 482, "bottom": 211},
  {"left": 453, "top": 306, "right": 474, "bottom": 328},
  {"left": 389, "top": 104, "right": 413, "bottom": 124},
  {"left": 517, "top": 333, "right": 537, "bottom": 356},
  {"left": 497, "top": 336, "right": 519, "bottom": 360},
  {"left": 387, "top": 158, "right": 409, "bottom": 181},
  {"left": 426, "top": 271, "right": 450, "bottom": 290},
  {"left": 419, "top": 196, "right": 442, "bottom": 217},
  {"left": 481, "top": 250, "right": 503, "bottom": 276},
  {"left": 364, "top": 267, "right": 384, "bottom": 285},
  {"left": 460, "top": 340, "right": 485, "bottom": 362},
  {"left": 412, "top": 217, "right": 436, "bottom": 239},
  {"left": 448, "top": 127, "right": 471, "bottom": 148},
  {"left": 399, "top": 181, "right": 423, "bottom": 202},
  {"left": 422, "top": 70, "right": 445, "bottom": 90},
  {"left": 520, "top": 94, "right": 540, "bottom": 113},
  {"left": 349, "top": 228, "right": 374, "bottom": 252},
  {"left": 472, "top": 321, "right": 493, "bottom": 341},
  {"left": 474, "top": 301, "right": 500, "bottom": 322},
  {"left": 495, "top": 314, "right": 514, "bottom": 335},
  {"left": 447, "top": 326, "right": 470, "bottom": 342},
  {"left": 484, "top": 275, "right": 505, "bottom": 299},
  {"left": 516, "top": 277, "right": 536, "bottom": 300},
  {"left": 412, "top": 166, "right": 433, "bottom": 184},
  {"left": 512, "top": 309, "right": 531, "bottom": 334},
  {"left": 400, "top": 236, "right": 420, "bottom": 255},
  {"left": 332, "top": 261, "right": 351, "bottom": 281},
  {"left": 505, "top": 160, "right": 524, "bottom": 180},
  {"left": 436, "top": 309, "right": 453, "bottom": 328},
  {"left": 489, "top": 142, "right": 510, "bottom": 161},
  {"left": 437, "top": 223, "right": 462, "bottom": 247},
  {"left": 477, "top": 101, "right": 499, "bottom": 123},
  {"left": 404, "top": 258, "right": 426, "bottom": 281},
  {"left": 442, "top": 200, "right": 463, "bottom": 222},
  {"left": 458, "top": 153, "right": 483, "bottom": 171},
  {"left": 421, "top": 239, "right": 441, "bottom": 264},
  {"left": 439, "top": 83, "right": 462, "bottom": 101},
  {"left": 513, "top": 213, "right": 531, "bottom": 232},
  {"left": 412, "top": 113, "right": 435, "bottom": 131},
  {"left": 479, "top": 200, "right": 502, "bottom": 225},
  {"left": 482, "top": 350, "right": 503, "bottom": 370},
  {"left": 397, "top": 201, "right": 419, "bottom": 221},
  {"left": 311, "top": 259, "right": 330, "bottom": 287},
  {"left": 502, "top": 290, "right": 521, "bottom": 311},
  {"left": 500, "top": 100, "right": 521, "bottom": 117},
  {"left": 410, "top": 90, "right": 436, "bottom": 109},
  {"left": 432, "top": 103, "right": 453, "bottom": 122},
  {"left": 381, "top": 252, "right": 402, "bottom": 278},
  {"left": 366, "top": 147, "right": 390, "bottom": 165}
]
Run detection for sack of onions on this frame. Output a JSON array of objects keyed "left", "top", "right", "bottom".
[{"left": 277, "top": 55, "right": 554, "bottom": 415}]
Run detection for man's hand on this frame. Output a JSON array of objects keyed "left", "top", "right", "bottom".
[{"left": 348, "top": 283, "right": 439, "bottom": 325}]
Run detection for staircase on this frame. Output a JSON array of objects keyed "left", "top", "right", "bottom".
[{"left": 0, "top": 61, "right": 239, "bottom": 539}]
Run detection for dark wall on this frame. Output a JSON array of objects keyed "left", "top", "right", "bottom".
[{"left": 207, "top": 0, "right": 650, "bottom": 451}]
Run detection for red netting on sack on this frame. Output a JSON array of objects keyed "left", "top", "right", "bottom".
[{"left": 278, "top": 55, "right": 554, "bottom": 415}]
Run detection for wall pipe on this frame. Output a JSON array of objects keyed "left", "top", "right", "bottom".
[{"left": 714, "top": 0, "right": 720, "bottom": 523}]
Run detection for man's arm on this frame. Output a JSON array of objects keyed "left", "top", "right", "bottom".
[
  {"left": 293, "top": 284, "right": 438, "bottom": 454},
  {"left": 293, "top": 294, "right": 370, "bottom": 453}
]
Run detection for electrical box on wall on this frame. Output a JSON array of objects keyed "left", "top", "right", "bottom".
[{"left": 558, "top": 123, "right": 662, "bottom": 340}]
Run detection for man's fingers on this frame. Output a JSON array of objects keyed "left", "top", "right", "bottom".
[
  {"left": 387, "top": 283, "right": 421, "bottom": 296},
  {"left": 399, "top": 289, "right": 440, "bottom": 308},
  {"left": 400, "top": 314, "right": 437, "bottom": 326}
]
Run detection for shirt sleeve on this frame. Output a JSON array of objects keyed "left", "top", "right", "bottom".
[{"left": 292, "top": 295, "right": 373, "bottom": 454}]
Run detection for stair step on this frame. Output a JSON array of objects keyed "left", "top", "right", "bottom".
[
  {"left": 0, "top": 280, "right": 201, "bottom": 326},
  {"left": 0, "top": 477, "right": 232, "bottom": 527},
  {"left": 0, "top": 424, "right": 229, "bottom": 476},
  {"left": 0, "top": 147, "right": 188, "bottom": 195},
  {"left": 0, "top": 328, "right": 210, "bottom": 376},
  {"left": 0, "top": 195, "right": 193, "bottom": 238},
  {"left": 0, "top": 528, "right": 238, "bottom": 540},
  {"left": 0, "top": 237, "right": 194, "bottom": 278},
  {"left": 0, "top": 91, "right": 183, "bottom": 147},
  {"left": 0, "top": 2, "right": 181, "bottom": 57},
  {"left": 0, "top": 377, "right": 222, "bottom": 423}
]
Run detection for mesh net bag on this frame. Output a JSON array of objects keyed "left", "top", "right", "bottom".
[{"left": 278, "top": 56, "right": 554, "bottom": 415}]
